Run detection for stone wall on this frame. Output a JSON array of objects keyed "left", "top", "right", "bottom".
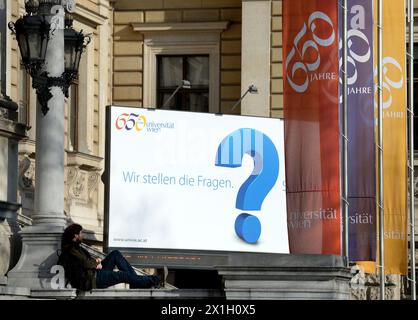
[
  {"left": 113, "top": 0, "right": 242, "bottom": 114},
  {"left": 271, "top": 0, "right": 283, "bottom": 118}
]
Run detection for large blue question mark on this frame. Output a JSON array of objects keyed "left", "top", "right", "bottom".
[{"left": 215, "top": 128, "right": 279, "bottom": 244}]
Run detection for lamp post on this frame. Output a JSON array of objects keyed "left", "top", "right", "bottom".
[
  {"left": 231, "top": 84, "right": 258, "bottom": 111},
  {"left": 161, "top": 80, "right": 191, "bottom": 109},
  {"left": 6, "top": 0, "right": 89, "bottom": 289}
]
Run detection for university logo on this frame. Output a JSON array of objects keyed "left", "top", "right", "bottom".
[
  {"left": 339, "top": 29, "right": 371, "bottom": 87},
  {"left": 285, "top": 11, "right": 337, "bottom": 93},
  {"left": 375, "top": 57, "right": 404, "bottom": 110},
  {"left": 115, "top": 113, "right": 147, "bottom": 132},
  {"left": 338, "top": 3, "right": 373, "bottom": 104}
]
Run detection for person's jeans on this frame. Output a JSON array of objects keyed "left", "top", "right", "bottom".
[{"left": 95, "top": 250, "right": 159, "bottom": 289}]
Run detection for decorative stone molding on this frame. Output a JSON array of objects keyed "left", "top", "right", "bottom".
[
  {"left": 367, "top": 286, "right": 397, "bottom": 300},
  {"left": 19, "top": 155, "right": 35, "bottom": 191},
  {"left": 349, "top": 265, "right": 367, "bottom": 300},
  {"left": 74, "top": 2, "right": 108, "bottom": 27},
  {"left": 0, "top": 106, "right": 6, "bottom": 119},
  {"left": 0, "top": 116, "right": 26, "bottom": 139},
  {"left": 17, "top": 154, "right": 35, "bottom": 219},
  {"left": 0, "top": 93, "right": 18, "bottom": 120},
  {"left": 132, "top": 21, "right": 230, "bottom": 32},
  {"left": 65, "top": 151, "right": 103, "bottom": 225},
  {"left": 349, "top": 264, "right": 401, "bottom": 300},
  {"left": 66, "top": 166, "right": 100, "bottom": 204}
]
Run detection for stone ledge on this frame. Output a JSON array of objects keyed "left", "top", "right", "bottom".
[
  {"left": 0, "top": 117, "right": 26, "bottom": 139},
  {"left": 216, "top": 256, "right": 352, "bottom": 300},
  {"left": 0, "top": 276, "right": 7, "bottom": 286},
  {"left": 0, "top": 286, "right": 31, "bottom": 299},
  {"left": 76, "top": 289, "right": 225, "bottom": 300},
  {"left": 223, "top": 288, "right": 348, "bottom": 300},
  {"left": 31, "top": 289, "right": 77, "bottom": 300},
  {"left": 2, "top": 288, "right": 224, "bottom": 300},
  {"left": 132, "top": 21, "right": 230, "bottom": 32},
  {"left": 217, "top": 267, "right": 351, "bottom": 281},
  {"left": 225, "top": 253, "right": 347, "bottom": 268}
]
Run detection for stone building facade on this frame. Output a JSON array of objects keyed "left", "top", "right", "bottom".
[
  {"left": 0, "top": 0, "right": 416, "bottom": 299},
  {"left": 3, "top": 0, "right": 285, "bottom": 249},
  {"left": 11, "top": 0, "right": 113, "bottom": 246}
]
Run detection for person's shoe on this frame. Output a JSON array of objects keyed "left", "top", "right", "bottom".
[{"left": 154, "top": 266, "right": 168, "bottom": 288}]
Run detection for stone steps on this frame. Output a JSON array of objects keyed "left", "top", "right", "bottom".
[
  {"left": 16, "top": 288, "right": 225, "bottom": 300},
  {"left": 0, "top": 285, "right": 31, "bottom": 299}
]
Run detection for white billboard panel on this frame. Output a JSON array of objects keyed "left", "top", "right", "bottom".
[{"left": 107, "top": 106, "right": 289, "bottom": 254}]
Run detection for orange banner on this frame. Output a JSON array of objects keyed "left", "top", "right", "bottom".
[
  {"left": 359, "top": 0, "right": 407, "bottom": 275},
  {"left": 283, "top": 0, "right": 341, "bottom": 255}
]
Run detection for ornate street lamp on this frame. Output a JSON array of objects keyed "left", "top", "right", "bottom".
[
  {"left": 8, "top": 11, "right": 50, "bottom": 77},
  {"left": 8, "top": 0, "right": 89, "bottom": 115},
  {"left": 63, "top": 16, "right": 91, "bottom": 93}
]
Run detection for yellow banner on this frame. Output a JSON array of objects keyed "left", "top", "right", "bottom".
[{"left": 359, "top": 0, "right": 408, "bottom": 275}]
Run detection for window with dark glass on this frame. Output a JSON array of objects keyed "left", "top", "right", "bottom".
[
  {"left": 157, "top": 55, "right": 209, "bottom": 113},
  {"left": 18, "top": 62, "right": 30, "bottom": 125},
  {"left": 68, "top": 79, "right": 79, "bottom": 151}
]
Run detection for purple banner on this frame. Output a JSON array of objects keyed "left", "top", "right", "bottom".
[{"left": 339, "top": 0, "right": 376, "bottom": 261}]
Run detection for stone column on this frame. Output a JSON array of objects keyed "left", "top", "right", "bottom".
[
  {"left": 7, "top": 1, "right": 67, "bottom": 289},
  {"left": 32, "top": 2, "right": 66, "bottom": 227}
]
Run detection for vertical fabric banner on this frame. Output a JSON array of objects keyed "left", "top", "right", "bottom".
[
  {"left": 359, "top": 0, "right": 408, "bottom": 275},
  {"left": 340, "top": 0, "right": 376, "bottom": 262},
  {"left": 379, "top": 0, "right": 407, "bottom": 276},
  {"left": 283, "top": 0, "right": 341, "bottom": 254}
]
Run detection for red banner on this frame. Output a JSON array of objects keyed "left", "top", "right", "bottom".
[{"left": 283, "top": 0, "right": 341, "bottom": 254}]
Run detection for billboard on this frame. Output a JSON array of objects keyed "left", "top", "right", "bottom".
[{"left": 105, "top": 106, "right": 288, "bottom": 257}]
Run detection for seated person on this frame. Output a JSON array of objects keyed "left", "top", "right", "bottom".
[{"left": 58, "top": 223, "right": 167, "bottom": 291}]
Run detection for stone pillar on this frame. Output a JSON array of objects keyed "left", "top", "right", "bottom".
[
  {"left": 7, "top": 1, "right": 67, "bottom": 289},
  {"left": 32, "top": 3, "right": 66, "bottom": 227},
  {"left": 240, "top": 0, "right": 271, "bottom": 117}
]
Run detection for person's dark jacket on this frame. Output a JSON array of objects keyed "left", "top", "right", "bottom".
[{"left": 59, "top": 242, "right": 98, "bottom": 291}]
